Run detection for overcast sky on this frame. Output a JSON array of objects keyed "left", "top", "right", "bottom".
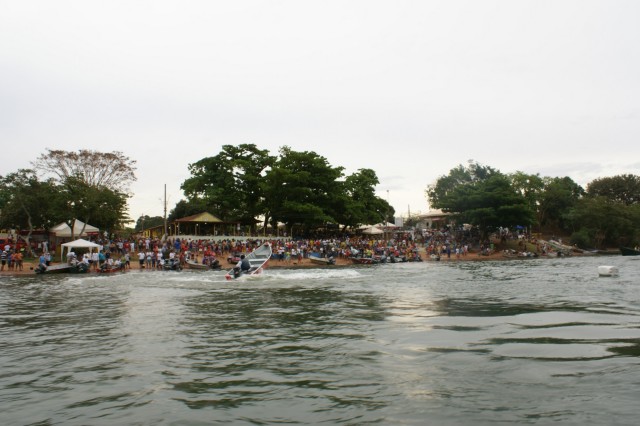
[{"left": 2, "top": 0, "right": 639, "bottom": 223}]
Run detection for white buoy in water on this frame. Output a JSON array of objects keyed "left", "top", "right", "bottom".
[{"left": 598, "top": 265, "right": 619, "bottom": 277}]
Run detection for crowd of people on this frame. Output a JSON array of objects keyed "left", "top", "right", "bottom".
[
  {"left": 24, "top": 224, "right": 547, "bottom": 273},
  {"left": 37, "top": 233, "right": 427, "bottom": 270}
]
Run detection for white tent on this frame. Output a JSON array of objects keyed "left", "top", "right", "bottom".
[
  {"left": 361, "top": 225, "right": 384, "bottom": 235},
  {"left": 376, "top": 222, "right": 398, "bottom": 228},
  {"left": 60, "top": 238, "right": 102, "bottom": 261},
  {"left": 50, "top": 220, "right": 100, "bottom": 238}
]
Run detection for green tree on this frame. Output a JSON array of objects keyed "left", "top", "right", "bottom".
[
  {"left": 429, "top": 163, "right": 533, "bottom": 238},
  {"left": 586, "top": 174, "right": 640, "bottom": 206},
  {"left": 167, "top": 199, "right": 208, "bottom": 222},
  {"left": 60, "top": 176, "right": 129, "bottom": 234},
  {"left": 566, "top": 196, "right": 638, "bottom": 248},
  {"left": 262, "top": 147, "right": 344, "bottom": 233},
  {"left": 134, "top": 215, "right": 165, "bottom": 232},
  {"left": 426, "top": 160, "right": 500, "bottom": 207},
  {"left": 509, "top": 171, "right": 545, "bottom": 227},
  {"left": 334, "top": 168, "right": 393, "bottom": 230},
  {"left": 538, "top": 176, "right": 584, "bottom": 232},
  {"left": 0, "top": 169, "right": 62, "bottom": 255},
  {"left": 181, "top": 144, "right": 273, "bottom": 228},
  {"left": 32, "top": 149, "right": 136, "bottom": 236}
]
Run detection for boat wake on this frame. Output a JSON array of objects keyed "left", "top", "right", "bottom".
[{"left": 263, "top": 268, "right": 365, "bottom": 281}]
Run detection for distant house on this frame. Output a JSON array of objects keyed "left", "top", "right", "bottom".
[{"left": 417, "top": 209, "right": 452, "bottom": 229}]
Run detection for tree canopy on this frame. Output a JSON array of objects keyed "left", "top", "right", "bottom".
[
  {"left": 429, "top": 165, "right": 534, "bottom": 236},
  {"left": 33, "top": 149, "right": 137, "bottom": 194},
  {"left": 179, "top": 145, "right": 393, "bottom": 234},
  {"left": 181, "top": 144, "right": 273, "bottom": 227},
  {"left": 586, "top": 174, "right": 640, "bottom": 206}
]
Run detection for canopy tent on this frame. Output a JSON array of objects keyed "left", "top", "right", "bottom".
[
  {"left": 358, "top": 222, "right": 398, "bottom": 230},
  {"left": 50, "top": 220, "right": 100, "bottom": 238},
  {"left": 376, "top": 222, "right": 398, "bottom": 229},
  {"left": 60, "top": 238, "right": 102, "bottom": 261},
  {"left": 361, "top": 225, "right": 384, "bottom": 235}
]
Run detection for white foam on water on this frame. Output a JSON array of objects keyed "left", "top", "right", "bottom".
[{"left": 262, "top": 268, "right": 365, "bottom": 281}]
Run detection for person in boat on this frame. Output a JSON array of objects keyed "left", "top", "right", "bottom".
[
  {"left": 233, "top": 254, "right": 251, "bottom": 276},
  {"left": 210, "top": 258, "right": 221, "bottom": 269}
]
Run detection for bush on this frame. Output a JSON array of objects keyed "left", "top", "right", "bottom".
[{"left": 570, "top": 229, "right": 593, "bottom": 249}]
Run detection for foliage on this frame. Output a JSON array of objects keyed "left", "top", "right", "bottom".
[
  {"left": 262, "top": 147, "right": 344, "bottom": 231},
  {"left": 168, "top": 199, "right": 208, "bottom": 222},
  {"left": 538, "top": 176, "right": 584, "bottom": 231},
  {"left": 33, "top": 149, "right": 137, "bottom": 193},
  {"left": 60, "top": 176, "right": 130, "bottom": 232},
  {"left": 586, "top": 174, "right": 640, "bottom": 206},
  {"left": 565, "top": 196, "right": 638, "bottom": 248},
  {"left": 134, "top": 215, "right": 165, "bottom": 232},
  {"left": 181, "top": 144, "right": 273, "bottom": 227},
  {"left": 429, "top": 162, "right": 533, "bottom": 237},
  {"left": 426, "top": 160, "right": 500, "bottom": 207},
  {"left": 0, "top": 170, "right": 63, "bottom": 254},
  {"left": 334, "top": 168, "right": 393, "bottom": 230},
  {"left": 509, "top": 171, "right": 545, "bottom": 226},
  {"left": 570, "top": 229, "right": 593, "bottom": 249}
]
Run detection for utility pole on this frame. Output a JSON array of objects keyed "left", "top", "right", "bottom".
[
  {"left": 386, "top": 190, "right": 390, "bottom": 223},
  {"left": 163, "top": 184, "right": 168, "bottom": 237}
]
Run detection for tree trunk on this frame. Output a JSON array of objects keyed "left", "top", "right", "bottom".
[{"left": 19, "top": 202, "right": 36, "bottom": 258}]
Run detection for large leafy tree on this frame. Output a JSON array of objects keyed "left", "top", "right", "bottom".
[
  {"left": 262, "top": 147, "right": 344, "bottom": 232},
  {"left": 566, "top": 196, "right": 639, "bottom": 248},
  {"left": 509, "top": 171, "right": 545, "bottom": 224},
  {"left": 509, "top": 172, "right": 584, "bottom": 234},
  {"left": 538, "top": 176, "right": 584, "bottom": 232},
  {"left": 181, "top": 144, "right": 273, "bottom": 228},
  {"left": 32, "top": 149, "right": 136, "bottom": 235},
  {"left": 426, "top": 160, "right": 500, "bottom": 207},
  {"left": 33, "top": 149, "right": 137, "bottom": 193},
  {"left": 61, "top": 176, "right": 129, "bottom": 233},
  {"left": 586, "top": 174, "right": 640, "bottom": 206},
  {"left": 335, "top": 168, "right": 393, "bottom": 230},
  {"left": 429, "top": 162, "right": 533, "bottom": 237}
]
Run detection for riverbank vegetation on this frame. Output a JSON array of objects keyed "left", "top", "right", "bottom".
[
  {"left": 2, "top": 148, "right": 640, "bottom": 250},
  {"left": 427, "top": 160, "right": 640, "bottom": 249}
]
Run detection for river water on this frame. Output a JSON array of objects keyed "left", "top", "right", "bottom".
[{"left": 1, "top": 256, "right": 639, "bottom": 425}]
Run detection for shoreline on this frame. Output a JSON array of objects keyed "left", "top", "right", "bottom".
[{"left": 0, "top": 247, "right": 587, "bottom": 277}]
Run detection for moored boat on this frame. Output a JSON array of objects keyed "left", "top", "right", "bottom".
[
  {"left": 350, "top": 257, "right": 379, "bottom": 265},
  {"left": 34, "top": 262, "right": 89, "bottom": 274},
  {"left": 620, "top": 247, "right": 640, "bottom": 256},
  {"left": 309, "top": 256, "right": 336, "bottom": 265},
  {"left": 98, "top": 263, "right": 125, "bottom": 273},
  {"left": 184, "top": 258, "right": 222, "bottom": 270},
  {"left": 225, "top": 243, "right": 272, "bottom": 280}
]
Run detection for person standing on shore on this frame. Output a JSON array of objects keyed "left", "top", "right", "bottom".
[{"left": 1, "top": 250, "right": 7, "bottom": 271}]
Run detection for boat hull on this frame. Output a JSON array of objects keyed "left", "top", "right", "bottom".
[
  {"left": 620, "top": 247, "right": 640, "bottom": 256},
  {"left": 309, "top": 256, "right": 336, "bottom": 265},
  {"left": 35, "top": 263, "right": 89, "bottom": 274},
  {"left": 98, "top": 265, "right": 125, "bottom": 273},
  {"left": 350, "top": 257, "right": 379, "bottom": 265},
  {"left": 185, "top": 259, "right": 222, "bottom": 270},
  {"left": 225, "top": 244, "right": 272, "bottom": 280}
]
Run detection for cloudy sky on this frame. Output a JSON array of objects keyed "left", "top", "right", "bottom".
[{"left": 2, "top": 0, "right": 639, "bottom": 222}]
